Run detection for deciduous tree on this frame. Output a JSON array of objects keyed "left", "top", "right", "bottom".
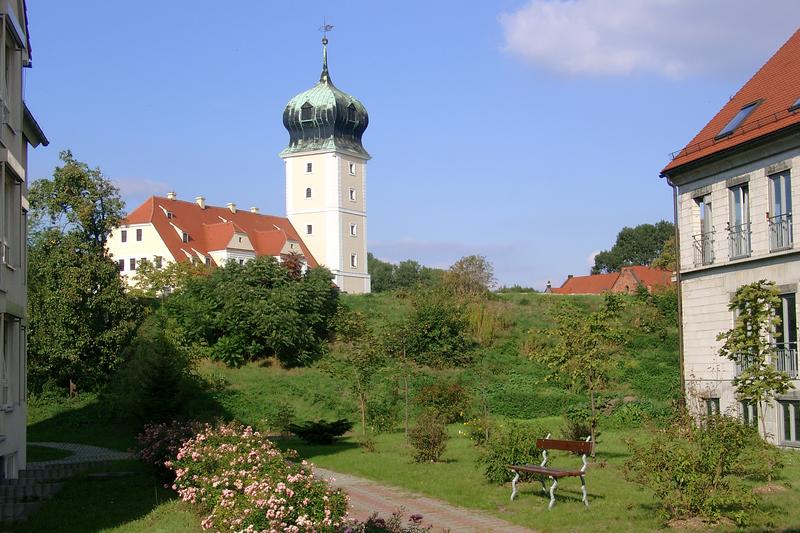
[{"left": 592, "top": 221, "right": 674, "bottom": 273}]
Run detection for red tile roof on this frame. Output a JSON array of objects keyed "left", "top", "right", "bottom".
[
  {"left": 123, "top": 196, "right": 318, "bottom": 267},
  {"left": 549, "top": 266, "right": 672, "bottom": 295},
  {"left": 662, "top": 29, "right": 800, "bottom": 174}
]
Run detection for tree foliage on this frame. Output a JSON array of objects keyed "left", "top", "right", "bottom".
[
  {"left": 163, "top": 256, "right": 338, "bottom": 368},
  {"left": 28, "top": 230, "right": 140, "bottom": 392},
  {"left": 367, "top": 253, "right": 442, "bottom": 292},
  {"left": 29, "top": 150, "right": 124, "bottom": 247},
  {"left": 404, "top": 287, "right": 474, "bottom": 368},
  {"left": 131, "top": 258, "right": 210, "bottom": 298},
  {"left": 443, "top": 255, "right": 496, "bottom": 298},
  {"left": 592, "top": 220, "right": 674, "bottom": 274},
  {"left": 717, "top": 280, "right": 794, "bottom": 436},
  {"left": 528, "top": 293, "right": 626, "bottom": 445},
  {"left": 650, "top": 235, "right": 677, "bottom": 271}
]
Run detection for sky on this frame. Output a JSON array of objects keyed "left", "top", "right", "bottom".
[{"left": 24, "top": 1, "right": 798, "bottom": 288}]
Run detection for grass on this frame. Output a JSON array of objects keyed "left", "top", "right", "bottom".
[
  {"left": 26, "top": 444, "right": 73, "bottom": 462},
  {"left": 285, "top": 423, "right": 800, "bottom": 532},
  {"left": 15, "top": 460, "right": 201, "bottom": 533}
]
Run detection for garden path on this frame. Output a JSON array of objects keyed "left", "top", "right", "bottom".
[
  {"left": 28, "top": 441, "right": 133, "bottom": 465},
  {"left": 315, "top": 467, "right": 536, "bottom": 533}
]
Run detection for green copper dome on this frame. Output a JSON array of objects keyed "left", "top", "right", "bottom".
[{"left": 281, "top": 38, "right": 370, "bottom": 159}]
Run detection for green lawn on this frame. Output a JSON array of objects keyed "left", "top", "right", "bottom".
[
  {"left": 15, "top": 460, "right": 200, "bottom": 533},
  {"left": 285, "top": 424, "right": 800, "bottom": 532}
]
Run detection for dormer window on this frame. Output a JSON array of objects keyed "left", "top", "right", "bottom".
[
  {"left": 790, "top": 97, "right": 800, "bottom": 113},
  {"left": 301, "top": 102, "right": 314, "bottom": 121},
  {"left": 347, "top": 103, "right": 357, "bottom": 122},
  {"left": 182, "top": 232, "right": 189, "bottom": 243},
  {"left": 716, "top": 100, "right": 761, "bottom": 139}
]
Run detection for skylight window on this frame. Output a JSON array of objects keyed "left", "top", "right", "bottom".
[
  {"left": 790, "top": 97, "right": 800, "bottom": 112},
  {"left": 715, "top": 101, "right": 760, "bottom": 139}
]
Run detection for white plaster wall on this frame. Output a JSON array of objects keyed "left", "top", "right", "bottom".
[{"left": 106, "top": 223, "right": 173, "bottom": 287}]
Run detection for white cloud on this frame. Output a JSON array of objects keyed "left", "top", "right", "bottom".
[
  {"left": 586, "top": 250, "right": 600, "bottom": 268},
  {"left": 499, "top": 0, "right": 798, "bottom": 78}
]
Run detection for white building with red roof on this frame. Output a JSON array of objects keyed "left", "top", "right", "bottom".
[
  {"left": 107, "top": 194, "right": 317, "bottom": 286},
  {"left": 661, "top": 29, "right": 800, "bottom": 444}
]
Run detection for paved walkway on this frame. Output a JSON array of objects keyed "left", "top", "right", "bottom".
[
  {"left": 315, "top": 467, "right": 535, "bottom": 533},
  {"left": 28, "top": 442, "right": 133, "bottom": 465}
]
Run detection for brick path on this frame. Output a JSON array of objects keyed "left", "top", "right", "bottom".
[
  {"left": 315, "top": 468, "right": 535, "bottom": 533},
  {"left": 28, "top": 442, "right": 133, "bottom": 465}
]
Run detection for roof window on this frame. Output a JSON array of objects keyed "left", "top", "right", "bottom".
[
  {"left": 790, "top": 97, "right": 800, "bottom": 112},
  {"left": 715, "top": 100, "right": 761, "bottom": 139},
  {"left": 347, "top": 103, "right": 357, "bottom": 122},
  {"left": 301, "top": 102, "right": 314, "bottom": 121}
]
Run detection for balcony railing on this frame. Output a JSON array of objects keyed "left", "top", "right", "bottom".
[
  {"left": 735, "top": 344, "right": 798, "bottom": 379},
  {"left": 727, "top": 222, "right": 751, "bottom": 259},
  {"left": 692, "top": 231, "right": 714, "bottom": 266},
  {"left": 769, "top": 213, "right": 793, "bottom": 252}
]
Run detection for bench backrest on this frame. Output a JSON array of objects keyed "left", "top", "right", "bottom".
[{"left": 536, "top": 438, "right": 593, "bottom": 455}]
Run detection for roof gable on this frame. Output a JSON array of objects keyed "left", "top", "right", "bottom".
[{"left": 663, "top": 29, "right": 800, "bottom": 174}]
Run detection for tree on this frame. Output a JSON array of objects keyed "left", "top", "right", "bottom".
[
  {"left": 529, "top": 294, "right": 626, "bottom": 447},
  {"left": 404, "top": 287, "right": 474, "bottom": 368},
  {"left": 367, "top": 253, "right": 395, "bottom": 292},
  {"left": 331, "top": 308, "right": 385, "bottom": 437},
  {"left": 650, "top": 235, "right": 677, "bottom": 271},
  {"left": 28, "top": 230, "right": 140, "bottom": 391},
  {"left": 131, "top": 258, "right": 210, "bottom": 298},
  {"left": 381, "top": 320, "right": 414, "bottom": 438},
  {"left": 29, "top": 150, "right": 124, "bottom": 247},
  {"left": 717, "top": 280, "right": 794, "bottom": 437},
  {"left": 444, "top": 255, "right": 496, "bottom": 297},
  {"left": 592, "top": 221, "right": 674, "bottom": 274}
]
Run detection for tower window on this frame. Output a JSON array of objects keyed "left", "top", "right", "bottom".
[
  {"left": 306, "top": 224, "right": 313, "bottom": 235},
  {"left": 347, "top": 103, "right": 357, "bottom": 122},
  {"left": 305, "top": 187, "right": 312, "bottom": 198},
  {"left": 306, "top": 162, "right": 313, "bottom": 173},
  {"left": 348, "top": 162, "right": 356, "bottom": 175},
  {"left": 301, "top": 102, "right": 314, "bottom": 121},
  {"left": 350, "top": 253, "right": 358, "bottom": 268},
  {"left": 349, "top": 188, "right": 356, "bottom": 201},
  {"left": 350, "top": 223, "right": 357, "bottom": 236}
]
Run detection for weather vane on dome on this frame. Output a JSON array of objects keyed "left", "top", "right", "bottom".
[{"left": 319, "top": 20, "right": 334, "bottom": 43}]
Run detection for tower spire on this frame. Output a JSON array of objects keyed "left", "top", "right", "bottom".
[{"left": 319, "top": 21, "right": 334, "bottom": 84}]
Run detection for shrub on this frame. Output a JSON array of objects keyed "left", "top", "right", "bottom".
[
  {"left": 287, "top": 419, "right": 354, "bottom": 444},
  {"left": 603, "top": 399, "right": 670, "bottom": 429},
  {"left": 134, "top": 420, "right": 199, "bottom": 479},
  {"left": 169, "top": 422, "right": 348, "bottom": 532},
  {"left": 347, "top": 509, "right": 433, "bottom": 532},
  {"left": 405, "top": 289, "right": 474, "bottom": 368},
  {"left": 476, "top": 420, "right": 545, "bottom": 484},
  {"left": 416, "top": 379, "right": 471, "bottom": 423},
  {"left": 462, "top": 416, "right": 493, "bottom": 447},
  {"left": 624, "top": 411, "right": 780, "bottom": 527},
  {"left": 262, "top": 399, "right": 296, "bottom": 435},
  {"left": 408, "top": 411, "right": 449, "bottom": 463}
]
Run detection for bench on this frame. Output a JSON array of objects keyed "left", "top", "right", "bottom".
[{"left": 508, "top": 434, "right": 593, "bottom": 509}]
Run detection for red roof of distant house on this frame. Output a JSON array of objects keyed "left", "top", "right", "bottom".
[
  {"left": 662, "top": 29, "right": 800, "bottom": 174},
  {"left": 123, "top": 196, "right": 318, "bottom": 268},
  {"left": 549, "top": 266, "right": 672, "bottom": 295}
]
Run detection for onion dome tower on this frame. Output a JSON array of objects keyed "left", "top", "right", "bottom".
[{"left": 280, "top": 36, "right": 371, "bottom": 294}]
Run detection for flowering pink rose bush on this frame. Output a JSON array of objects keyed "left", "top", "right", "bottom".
[
  {"left": 135, "top": 420, "right": 200, "bottom": 479},
  {"left": 168, "top": 422, "right": 348, "bottom": 532}
]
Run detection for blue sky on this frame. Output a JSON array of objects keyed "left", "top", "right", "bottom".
[{"left": 24, "top": 1, "right": 798, "bottom": 288}]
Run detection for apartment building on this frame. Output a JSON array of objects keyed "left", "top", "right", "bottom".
[
  {"left": 661, "top": 30, "right": 800, "bottom": 445},
  {"left": 0, "top": 1, "right": 48, "bottom": 478}
]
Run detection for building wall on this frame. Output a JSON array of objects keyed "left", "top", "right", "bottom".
[
  {"left": 674, "top": 140, "right": 800, "bottom": 446},
  {"left": 107, "top": 223, "right": 174, "bottom": 286},
  {"left": 283, "top": 149, "right": 370, "bottom": 293}
]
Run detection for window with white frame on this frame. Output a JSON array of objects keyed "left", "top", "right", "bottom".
[
  {"left": 348, "top": 162, "right": 356, "bottom": 175},
  {"left": 693, "top": 195, "right": 714, "bottom": 266},
  {"left": 728, "top": 184, "right": 750, "bottom": 259},
  {"left": 129, "top": 258, "right": 136, "bottom": 271},
  {"left": 769, "top": 171, "right": 793, "bottom": 251},
  {"left": 774, "top": 293, "right": 798, "bottom": 378},
  {"left": 350, "top": 253, "right": 357, "bottom": 268},
  {"left": 182, "top": 232, "right": 189, "bottom": 243},
  {"left": 780, "top": 400, "right": 800, "bottom": 443},
  {"left": 349, "top": 188, "right": 356, "bottom": 202},
  {"left": 705, "top": 397, "right": 720, "bottom": 416},
  {"left": 350, "top": 223, "right": 357, "bottom": 236}
]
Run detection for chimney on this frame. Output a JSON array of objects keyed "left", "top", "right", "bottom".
[
  {"left": 249, "top": 206, "right": 259, "bottom": 214},
  {"left": 567, "top": 274, "right": 573, "bottom": 279},
  {"left": 227, "top": 202, "right": 237, "bottom": 214},
  {"left": 195, "top": 196, "right": 206, "bottom": 209},
  {"left": 167, "top": 191, "right": 176, "bottom": 200},
  {"left": 546, "top": 280, "right": 552, "bottom": 290}
]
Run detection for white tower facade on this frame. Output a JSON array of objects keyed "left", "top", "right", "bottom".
[{"left": 280, "top": 37, "right": 371, "bottom": 293}]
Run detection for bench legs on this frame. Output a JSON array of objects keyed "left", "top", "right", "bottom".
[
  {"left": 548, "top": 477, "right": 558, "bottom": 510},
  {"left": 580, "top": 475, "right": 588, "bottom": 507},
  {"left": 510, "top": 471, "right": 520, "bottom": 501}
]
